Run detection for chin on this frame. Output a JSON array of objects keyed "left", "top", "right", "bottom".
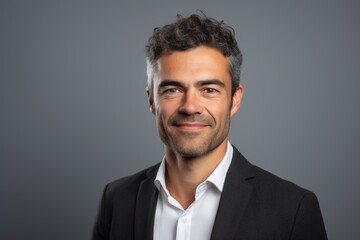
[
  {"left": 171, "top": 141, "right": 211, "bottom": 159},
  {"left": 176, "top": 149, "right": 207, "bottom": 159}
]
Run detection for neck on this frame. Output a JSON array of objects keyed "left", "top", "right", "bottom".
[{"left": 164, "top": 140, "right": 228, "bottom": 209}]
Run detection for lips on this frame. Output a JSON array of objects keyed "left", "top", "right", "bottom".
[
  {"left": 174, "top": 122, "right": 208, "bottom": 130},
  {"left": 169, "top": 115, "right": 214, "bottom": 132}
]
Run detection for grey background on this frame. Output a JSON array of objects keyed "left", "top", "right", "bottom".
[{"left": 1, "top": 0, "right": 359, "bottom": 239}]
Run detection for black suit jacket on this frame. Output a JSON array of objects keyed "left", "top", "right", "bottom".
[{"left": 92, "top": 147, "right": 327, "bottom": 239}]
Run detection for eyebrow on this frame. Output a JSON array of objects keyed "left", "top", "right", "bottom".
[
  {"left": 158, "top": 80, "right": 184, "bottom": 89},
  {"left": 158, "top": 79, "right": 225, "bottom": 89},
  {"left": 195, "top": 79, "right": 225, "bottom": 88}
]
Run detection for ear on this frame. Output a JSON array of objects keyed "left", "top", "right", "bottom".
[
  {"left": 146, "top": 87, "right": 155, "bottom": 115},
  {"left": 230, "top": 83, "right": 243, "bottom": 117}
]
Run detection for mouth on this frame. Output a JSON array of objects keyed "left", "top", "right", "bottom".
[{"left": 173, "top": 122, "right": 209, "bottom": 131}]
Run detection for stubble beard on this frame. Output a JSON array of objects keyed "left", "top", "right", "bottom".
[{"left": 157, "top": 114, "right": 231, "bottom": 159}]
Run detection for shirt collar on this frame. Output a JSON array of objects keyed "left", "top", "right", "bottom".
[
  {"left": 206, "top": 142, "right": 233, "bottom": 192},
  {"left": 154, "top": 141, "right": 233, "bottom": 194},
  {"left": 154, "top": 157, "right": 167, "bottom": 193}
]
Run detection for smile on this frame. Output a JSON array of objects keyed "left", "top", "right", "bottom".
[{"left": 173, "top": 122, "right": 209, "bottom": 131}]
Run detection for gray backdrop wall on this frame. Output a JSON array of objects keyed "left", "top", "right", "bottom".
[{"left": 1, "top": 0, "right": 359, "bottom": 239}]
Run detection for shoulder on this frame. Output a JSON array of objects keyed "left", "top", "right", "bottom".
[
  {"left": 247, "top": 161, "right": 327, "bottom": 239},
  {"left": 103, "top": 163, "right": 160, "bottom": 202},
  {"left": 251, "top": 164, "right": 314, "bottom": 201},
  {"left": 231, "top": 146, "right": 316, "bottom": 203},
  {"left": 92, "top": 163, "right": 161, "bottom": 239},
  {"left": 228, "top": 147, "right": 327, "bottom": 238}
]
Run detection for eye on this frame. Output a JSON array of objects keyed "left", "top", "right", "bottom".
[
  {"left": 203, "top": 88, "right": 218, "bottom": 94},
  {"left": 163, "top": 88, "right": 181, "bottom": 94}
]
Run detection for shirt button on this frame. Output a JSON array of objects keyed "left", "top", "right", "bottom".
[{"left": 181, "top": 218, "right": 187, "bottom": 224}]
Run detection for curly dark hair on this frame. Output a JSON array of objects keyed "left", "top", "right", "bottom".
[{"left": 146, "top": 12, "right": 242, "bottom": 96}]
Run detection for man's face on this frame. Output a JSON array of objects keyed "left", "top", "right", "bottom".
[{"left": 147, "top": 46, "right": 243, "bottom": 158}]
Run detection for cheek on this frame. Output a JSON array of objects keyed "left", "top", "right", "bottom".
[
  {"left": 205, "top": 99, "right": 230, "bottom": 119},
  {"left": 157, "top": 98, "right": 179, "bottom": 112},
  {"left": 155, "top": 101, "right": 178, "bottom": 122}
]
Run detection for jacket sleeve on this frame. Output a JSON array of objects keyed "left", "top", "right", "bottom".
[
  {"left": 92, "top": 184, "right": 109, "bottom": 240},
  {"left": 290, "top": 192, "right": 327, "bottom": 240}
]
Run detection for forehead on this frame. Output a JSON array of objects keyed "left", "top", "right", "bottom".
[{"left": 155, "top": 46, "right": 230, "bottom": 84}]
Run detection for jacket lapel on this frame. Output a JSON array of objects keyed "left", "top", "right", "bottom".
[
  {"left": 210, "top": 147, "right": 255, "bottom": 240},
  {"left": 134, "top": 165, "right": 159, "bottom": 240}
]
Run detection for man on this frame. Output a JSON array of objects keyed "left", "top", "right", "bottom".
[{"left": 92, "top": 13, "right": 327, "bottom": 240}]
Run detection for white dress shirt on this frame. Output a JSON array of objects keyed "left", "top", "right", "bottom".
[{"left": 153, "top": 142, "right": 233, "bottom": 240}]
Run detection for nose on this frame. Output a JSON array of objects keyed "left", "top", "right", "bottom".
[{"left": 178, "top": 90, "right": 203, "bottom": 115}]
